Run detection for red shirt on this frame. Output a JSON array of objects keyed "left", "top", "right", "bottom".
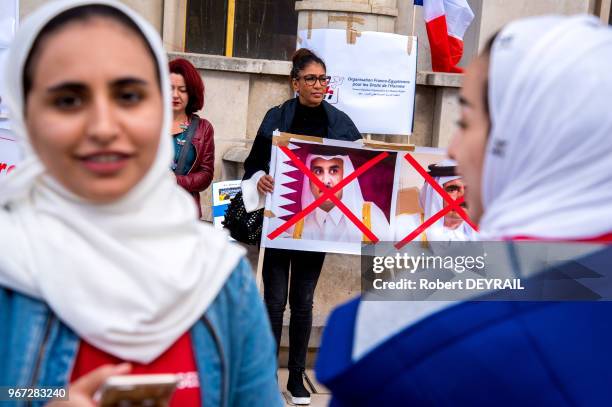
[
  {"left": 71, "top": 333, "right": 201, "bottom": 406},
  {"left": 511, "top": 232, "right": 612, "bottom": 243}
]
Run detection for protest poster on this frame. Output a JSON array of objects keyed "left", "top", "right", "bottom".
[
  {"left": 0, "top": 1, "right": 18, "bottom": 45},
  {"left": 211, "top": 180, "right": 242, "bottom": 230},
  {"left": 260, "top": 134, "right": 458, "bottom": 255},
  {"left": 0, "top": 49, "right": 9, "bottom": 128},
  {"left": 0, "top": 0, "right": 19, "bottom": 130},
  {"left": 0, "top": 129, "right": 19, "bottom": 179},
  {"left": 299, "top": 29, "right": 417, "bottom": 135}
]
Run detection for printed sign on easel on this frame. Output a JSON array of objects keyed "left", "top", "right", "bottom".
[
  {"left": 299, "top": 29, "right": 417, "bottom": 136},
  {"left": 0, "top": 129, "right": 18, "bottom": 180},
  {"left": 259, "top": 134, "right": 478, "bottom": 255},
  {"left": 211, "top": 180, "right": 242, "bottom": 230}
]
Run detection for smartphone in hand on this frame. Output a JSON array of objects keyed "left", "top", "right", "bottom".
[{"left": 94, "top": 374, "right": 178, "bottom": 407}]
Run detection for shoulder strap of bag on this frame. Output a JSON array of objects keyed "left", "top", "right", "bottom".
[{"left": 174, "top": 116, "right": 200, "bottom": 175}]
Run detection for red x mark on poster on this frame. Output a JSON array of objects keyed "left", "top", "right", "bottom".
[
  {"left": 267, "top": 146, "right": 389, "bottom": 243},
  {"left": 395, "top": 153, "right": 478, "bottom": 249}
]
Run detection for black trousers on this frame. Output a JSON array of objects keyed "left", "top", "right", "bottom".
[{"left": 262, "top": 248, "right": 326, "bottom": 372}]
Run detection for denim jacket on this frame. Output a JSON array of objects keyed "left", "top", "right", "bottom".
[{"left": 0, "top": 258, "right": 283, "bottom": 407}]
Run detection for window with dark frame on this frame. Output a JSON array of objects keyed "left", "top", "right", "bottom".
[
  {"left": 185, "top": 0, "right": 227, "bottom": 56},
  {"left": 185, "top": 0, "right": 298, "bottom": 61}
]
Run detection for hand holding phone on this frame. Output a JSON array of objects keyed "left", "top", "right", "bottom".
[
  {"left": 94, "top": 374, "right": 179, "bottom": 407},
  {"left": 47, "top": 364, "right": 131, "bottom": 407}
]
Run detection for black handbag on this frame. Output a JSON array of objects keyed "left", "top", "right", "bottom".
[{"left": 222, "top": 191, "right": 263, "bottom": 245}]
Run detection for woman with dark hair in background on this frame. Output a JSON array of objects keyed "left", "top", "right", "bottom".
[
  {"left": 169, "top": 58, "right": 214, "bottom": 218},
  {"left": 242, "top": 48, "right": 362, "bottom": 405}
]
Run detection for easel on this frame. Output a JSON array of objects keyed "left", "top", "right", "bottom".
[
  {"left": 254, "top": 134, "right": 415, "bottom": 291},
  {"left": 407, "top": 3, "right": 418, "bottom": 56},
  {"left": 255, "top": 245, "right": 265, "bottom": 291},
  {"left": 411, "top": 3, "right": 418, "bottom": 38}
]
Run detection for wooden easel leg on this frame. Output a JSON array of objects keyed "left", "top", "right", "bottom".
[{"left": 256, "top": 246, "right": 266, "bottom": 291}]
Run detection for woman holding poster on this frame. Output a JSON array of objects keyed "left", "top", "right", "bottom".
[{"left": 242, "top": 48, "right": 361, "bottom": 404}]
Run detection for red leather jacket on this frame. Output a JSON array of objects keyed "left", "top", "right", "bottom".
[{"left": 176, "top": 115, "right": 215, "bottom": 217}]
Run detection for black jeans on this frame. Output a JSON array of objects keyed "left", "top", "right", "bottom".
[{"left": 262, "top": 248, "right": 326, "bottom": 372}]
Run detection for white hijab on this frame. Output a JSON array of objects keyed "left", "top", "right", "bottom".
[
  {"left": 0, "top": 0, "right": 244, "bottom": 363},
  {"left": 419, "top": 159, "right": 475, "bottom": 242},
  {"left": 355, "top": 15, "right": 612, "bottom": 362},
  {"left": 480, "top": 15, "right": 612, "bottom": 240}
]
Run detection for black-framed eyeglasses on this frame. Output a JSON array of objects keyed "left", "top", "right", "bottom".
[{"left": 299, "top": 75, "right": 331, "bottom": 86}]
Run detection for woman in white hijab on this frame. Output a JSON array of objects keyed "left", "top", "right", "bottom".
[
  {"left": 315, "top": 15, "right": 612, "bottom": 406},
  {"left": 457, "top": 17, "right": 612, "bottom": 240},
  {"left": 0, "top": 1, "right": 281, "bottom": 406}
]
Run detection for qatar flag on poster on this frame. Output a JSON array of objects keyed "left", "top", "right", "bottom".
[{"left": 414, "top": 0, "right": 474, "bottom": 73}]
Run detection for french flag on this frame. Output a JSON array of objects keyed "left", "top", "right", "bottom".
[{"left": 415, "top": 0, "right": 475, "bottom": 73}]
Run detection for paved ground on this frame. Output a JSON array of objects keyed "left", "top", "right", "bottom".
[{"left": 277, "top": 368, "right": 331, "bottom": 407}]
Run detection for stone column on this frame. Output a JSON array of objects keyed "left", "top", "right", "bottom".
[{"left": 162, "top": 0, "right": 187, "bottom": 52}]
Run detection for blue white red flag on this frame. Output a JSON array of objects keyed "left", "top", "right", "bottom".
[{"left": 414, "top": 0, "right": 474, "bottom": 73}]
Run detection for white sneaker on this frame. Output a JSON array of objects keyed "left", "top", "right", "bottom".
[{"left": 287, "top": 370, "right": 311, "bottom": 405}]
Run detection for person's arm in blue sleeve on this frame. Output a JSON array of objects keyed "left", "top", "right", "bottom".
[{"left": 231, "top": 259, "right": 283, "bottom": 407}]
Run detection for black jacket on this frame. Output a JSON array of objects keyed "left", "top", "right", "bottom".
[{"left": 243, "top": 98, "right": 362, "bottom": 179}]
